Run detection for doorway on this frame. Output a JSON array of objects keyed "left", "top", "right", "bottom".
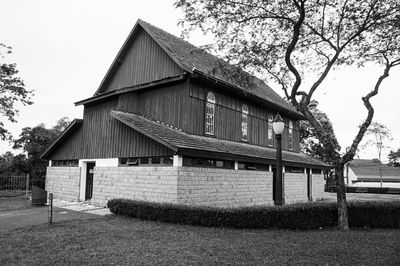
[{"left": 85, "top": 162, "right": 95, "bottom": 200}]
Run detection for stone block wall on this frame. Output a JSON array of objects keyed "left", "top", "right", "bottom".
[
  {"left": 177, "top": 167, "right": 273, "bottom": 208},
  {"left": 91, "top": 167, "right": 179, "bottom": 206},
  {"left": 284, "top": 173, "right": 308, "bottom": 204},
  {"left": 311, "top": 174, "right": 326, "bottom": 200},
  {"left": 45, "top": 167, "right": 81, "bottom": 201}
]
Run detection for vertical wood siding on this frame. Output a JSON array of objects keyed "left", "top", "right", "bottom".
[
  {"left": 137, "top": 81, "right": 192, "bottom": 132},
  {"left": 49, "top": 98, "right": 173, "bottom": 160},
  {"left": 102, "top": 28, "right": 183, "bottom": 93},
  {"left": 188, "top": 80, "right": 301, "bottom": 152}
]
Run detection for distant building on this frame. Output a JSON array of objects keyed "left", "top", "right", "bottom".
[{"left": 345, "top": 159, "right": 400, "bottom": 188}]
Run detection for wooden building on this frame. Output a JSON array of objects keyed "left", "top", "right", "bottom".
[{"left": 43, "top": 19, "right": 329, "bottom": 207}]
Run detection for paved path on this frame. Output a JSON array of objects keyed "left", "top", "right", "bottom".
[
  {"left": 0, "top": 206, "right": 104, "bottom": 232},
  {"left": 0, "top": 200, "right": 111, "bottom": 232}
]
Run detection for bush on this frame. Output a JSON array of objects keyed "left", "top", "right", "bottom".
[{"left": 107, "top": 199, "right": 400, "bottom": 229}]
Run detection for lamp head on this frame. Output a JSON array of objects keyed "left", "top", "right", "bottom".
[{"left": 272, "top": 113, "right": 285, "bottom": 135}]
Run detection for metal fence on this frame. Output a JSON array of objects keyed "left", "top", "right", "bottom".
[{"left": 0, "top": 174, "right": 30, "bottom": 191}]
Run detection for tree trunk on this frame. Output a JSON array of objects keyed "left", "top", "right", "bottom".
[{"left": 336, "top": 164, "right": 349, "bottom": 230}]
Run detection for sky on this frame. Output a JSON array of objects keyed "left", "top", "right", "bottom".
[{"left": 1, "top": 0, "right": 399, "bottom": 162}]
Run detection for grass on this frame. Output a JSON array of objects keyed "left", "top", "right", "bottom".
[
  {"left": 0, "top": 192, "right": 32, "bottom": 212},
  {"left": 0, "top": 216, "right": 399, "bottom": 265}
]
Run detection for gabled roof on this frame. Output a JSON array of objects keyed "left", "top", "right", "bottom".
[
  {"left": 349, "top": 160, "right": 400, "bottom": 181},
  {"left": 93, "top": 19, "right": 300, "bottom": 117},
  {"left": 110, "top": 110, "right": 330, "bottom": 168},
  {"left": 41, "top": 119, "right": 83, "bottom": 159}
]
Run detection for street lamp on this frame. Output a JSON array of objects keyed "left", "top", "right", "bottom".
[{"left": 273, "top": 113, "right": 285, "bottom": 206}]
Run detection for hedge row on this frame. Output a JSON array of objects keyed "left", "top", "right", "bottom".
[{"left": 107, "top": 199, "right": 400, "bottom": 229}]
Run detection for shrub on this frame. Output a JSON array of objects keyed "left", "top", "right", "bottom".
[{"left": 107, "top": 199, "right": 400, "bottom": 229}]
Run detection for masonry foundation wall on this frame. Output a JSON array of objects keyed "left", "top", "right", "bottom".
[
  {"left": 45, "top": 167, "right": 81, "bottom": 201},
  {"left": 177, "top": 167, "right": 273, "bottom": 208},
  {"left": 45, "top": 166, "right": 321, "bottom": 208},
  {"left": 311, "top": 174, "right": 326, "bottom": 200},
  {"left": 284, "top": 173, "right": 309, "bottom": 204},
  {"left": 91, "top": 167, "right": 179, "bottom": 206}
]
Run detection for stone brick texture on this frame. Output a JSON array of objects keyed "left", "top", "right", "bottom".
[
  {"left": 45, "top": 166, "right": 325, "bottom": 208},
  {"left": 284, "top": 173, "right": 309, "bottom": 204},
  {"left": 177, "top": 167, "right": 273, "bottom": 208},
  {"left": 92, "top": 167, "right": 179, "bottom": 206},
  {"left": 311, "top": 174, "right": 326, "bottom": 200},
  {"left": 45, "top": 167, "right": 81, "bottom": 201}
]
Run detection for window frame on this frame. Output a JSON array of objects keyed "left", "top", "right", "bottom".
[
  {"left": 205, "top": 91, "right": 216, "bottom": 135},
  {"left": 241, "top": 104, "right": 249, "bottom": 141},
  {"left": 267, "top": 114, "right": 274, "bottom": 146},
  {"left": 288, "top": 120, "right": 294, "bottom": 150}
]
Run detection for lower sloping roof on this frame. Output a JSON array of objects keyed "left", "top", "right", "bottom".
[
  {"left": 42, "top": 119, "right": 83, "bottom": 159},
  {"left": 110, "top": 110, "right": 330, "bottom": 168}
]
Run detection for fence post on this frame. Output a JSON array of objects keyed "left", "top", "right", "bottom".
[
  {"left": 48, "top": 193, "right": 53, "bottom": 224},
  {"left": 25, "top": 174, "right": 30, "bottom": 199}
]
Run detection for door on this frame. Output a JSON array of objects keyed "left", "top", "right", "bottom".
[{"left": 85, "top": 162, "right": 95, "bottom": 200}]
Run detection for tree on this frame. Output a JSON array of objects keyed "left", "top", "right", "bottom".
[
  {"left": 300, "top": 100, "right": 340, "bottom": 165},
  {"left": 176, "top": 0, "right": 400, "bottom": 229},
  {"left": 0, "top": 43, "right": 33, "bottom": 141},
  {"left": 13, "top": 118, "right": 71, "bottom": 188},
  {"left": 361, "top": 122, "right": 392, "bottom": 161},
  {"left": 0, "top": 151, "right": 28, "bottom": 175},
  {"left": 388, "top": 148, "right": 400, "bottom": 167}
]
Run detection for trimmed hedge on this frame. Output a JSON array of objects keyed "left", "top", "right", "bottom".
[{"left": 107, "top": 199, "right": 400, "bottom": 229}]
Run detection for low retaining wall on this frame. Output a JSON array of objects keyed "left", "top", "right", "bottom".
[
  {"left": 45, "top": 167, "right": 81, "bottom": 201},
  {"left": 177, "top": 167, "right": 273, "bottom": 208}
]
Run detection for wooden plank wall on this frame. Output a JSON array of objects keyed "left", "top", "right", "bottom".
[
  {"left": 102, "top": 28, "right": 183, "bottom": 93},
  {"left": 188, "top": 80, "right": 301, "bottom": 152},
  {"left": 137, "top": 81, "right": 192, "bottom": 132},
  {"left": 49, "top": 98, "right": 173, "bottom": 160}
]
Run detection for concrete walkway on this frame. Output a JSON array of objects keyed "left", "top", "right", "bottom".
[{"left": 0, "top": 200, "right": 111, "bottom": 232}]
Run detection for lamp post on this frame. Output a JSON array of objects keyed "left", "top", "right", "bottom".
[{"left": 273, "top": 113, "right": 285, "bottom": 206}]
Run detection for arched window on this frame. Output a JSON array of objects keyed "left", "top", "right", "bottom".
[
  {"left": 267, "top": 114, "right": 274, "bottom": 146},
  {"left": 241, "top": 104, "right": 249, "bottom": 141},
  {"left": 289, "top": 120, "right": 294, "bottom": 150},
  {"left": 205, "top": 92, "right": 216, "bottom": 135}
]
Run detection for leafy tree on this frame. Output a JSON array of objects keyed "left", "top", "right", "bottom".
[
  {"left": 300, "top": 100, "right": 340, "bottom": 165},
  {"left": 0, "top": 43, "right": 33, "bottom": 141},
  {"left": 0, "top": 151, "right": 28, "bottom": 175},
  {"left": 13, "top": 118, "right": 71, "bottom": 188},
  {"left": 388, "top": 148, "right": 400, "bottom": 167},
  {"left": 361, "top": 122, "right": 392, "bottom": 161},
  {"left": 176, "top": 0, "right": 400, "bottom": 229}
]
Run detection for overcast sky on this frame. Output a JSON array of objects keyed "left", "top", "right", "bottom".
[{"left": 1, "top": 0, "right": 399, "bottom": 162}]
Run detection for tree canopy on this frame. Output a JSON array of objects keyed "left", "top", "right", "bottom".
[
  {"left": 176, "top": 0, "right": 400, "bottom": 229},
  {"left": 360, "top": 121, "right": 392, "bottom": 161},
  {"left": 300, "top": 101, "right": 340, "bottom": 165},
  {"left": 0, "top": 43, "right": 33, "bottom": 141},
  {"left": 388, "top": 148, "right": 400, "bottom": 167},
  {"left": 6, "top": 117, "right": 71, "bottom": 188}
]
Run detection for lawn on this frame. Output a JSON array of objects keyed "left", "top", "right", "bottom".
[
  {"left": 1, "top": 216, "right": 399, "bottom": 265},
  {"left": 0, "top": 192, "right": 32, "bottom": 212}
]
